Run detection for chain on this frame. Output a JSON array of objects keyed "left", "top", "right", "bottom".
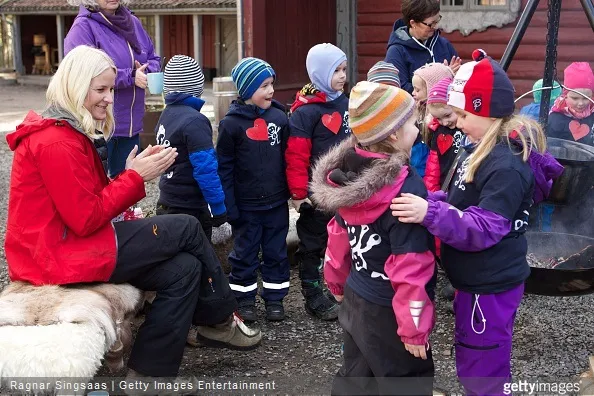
[{"left": 539, "top": 0, "right": 563, "bottom": 128}]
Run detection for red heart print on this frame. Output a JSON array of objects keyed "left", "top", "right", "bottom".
[
  {"left": 569, "top": 120, "right": 591, "bottom": 141},
  {"left": 246, "top": 119, "right": 269, "bottom": 141},
  {"left": 437, "top": 133, "right": 454, "bottom": 155},
  {"left": 322, "top": 112, "right": 342, "bottom": 134}
]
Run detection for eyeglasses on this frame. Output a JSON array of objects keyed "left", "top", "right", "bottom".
[{"left": 419, "top": 15, "right": 442, "bottom": 29}]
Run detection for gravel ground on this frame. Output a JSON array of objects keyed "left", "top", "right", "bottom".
[{"left": 1, "top": 115, "right": 593, "bottom": 394}]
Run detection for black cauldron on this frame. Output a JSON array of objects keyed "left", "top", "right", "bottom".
[
  {"left": 525, "top": 232, "right": 594, "bottom": 296},
  {"left": 546, "top": 138, "right": 594, "bottom": 205}
]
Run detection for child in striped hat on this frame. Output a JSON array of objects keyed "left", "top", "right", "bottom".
[
  {"left": 310, "top": 81, "right": 436, "bottom": 394},
  {"left": 424, "top": 77, "right": 464, "bottom": 193},
  {"left": 216, "top": 57, "right": 291, "bottom": 322},
  {"left": 155, "top": 55, "right": 227, "bottom": 242},
  {"left": 367, "top": 61, "right": 401, "bottom": 87},
  {"left": 410, "top": 63, "right": 455, "bottom": 178}
]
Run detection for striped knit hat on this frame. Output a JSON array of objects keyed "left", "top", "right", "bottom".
[
  {"left": 367, "top": 61, "right": 401, "bottom": 87},
  {"left": 414, "top": 63, "right": 454, "bottom": 96},
  {"left": 427, "top": 77, "right": 453, "bottom": 105},
  {"left": 163, "top": 55, "right": 205, "bottom": 98},
  {"left": 231, "top": 57, "right": 276, "bottom": 100},
  {"left": 349, "top": 81, "right": 415, "bottom": 146}
]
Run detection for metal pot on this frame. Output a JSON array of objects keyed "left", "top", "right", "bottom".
[
  {"left": 546, "top": 138, "right": 594, "bottom": 205},
  {"left": 525, "top": 232, "right": 594, "bottom": 296}
]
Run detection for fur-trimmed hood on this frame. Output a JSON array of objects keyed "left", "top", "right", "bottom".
[{"left": 310, "top": 136, "right": 409, "bottom": 225}]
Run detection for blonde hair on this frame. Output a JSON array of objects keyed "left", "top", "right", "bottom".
[
  {"left": 46, "top": 46, "right": 116, "bottom": 140},
  {"left": 67, "top": 0, "right": 131, "bottom": 8},
  {"left": 465, "top": 114, "right": 547, "bottom": 183}
]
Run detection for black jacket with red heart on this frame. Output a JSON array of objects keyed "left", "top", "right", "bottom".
[
  {"left": 216, "top": 99, "right": 290, "bottom": 221},
  {"left": 547, "top": 111, "right": 594, "bottom": 147},
  {"left": 286, "top": 93, "right": 352, "bottom": 200},
  {"left": 424, "top": 122, "right": 465, "bottom": 192}
]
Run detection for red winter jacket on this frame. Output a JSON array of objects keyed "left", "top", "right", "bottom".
[{"left": 5, "top": 111, "right": 146, "bottom": 286}]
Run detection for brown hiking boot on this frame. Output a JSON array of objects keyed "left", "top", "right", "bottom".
[{"left": 194, "top": 312, "right": 262, "bottom": 350}]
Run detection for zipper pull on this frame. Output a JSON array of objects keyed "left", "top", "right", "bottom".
[{"left": 208, "top": 277, "right": 215, "bottom": 293}]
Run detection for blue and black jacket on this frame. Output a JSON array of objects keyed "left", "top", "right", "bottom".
[{"left": 156, "top": 92, "right": 226, "bottom": 215}]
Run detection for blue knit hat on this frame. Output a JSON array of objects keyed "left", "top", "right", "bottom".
[{"left": 231, "top": 57, "right": 276, "bottom": 100}]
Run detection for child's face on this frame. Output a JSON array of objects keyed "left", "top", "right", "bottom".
[
  {"left": 412, "top": 75, "right": 427, "bottom": 103},
  {"left": 331, "top": 61, "right": 348, "bottom": 92},
  {"left": 391, "top": 116, "right": 419, "bottom": 153},
  {"left": 429, "top": 104, "right": 458, "bottom": 129},
  {"left": 566, "top": 89, "right": 593, "bottom": 113},
  {"left": 248, "top": 77, "right": 275, "bottom": 110},
  {"left": 453, "top": 108, "right": 496, "bottom": 143}
]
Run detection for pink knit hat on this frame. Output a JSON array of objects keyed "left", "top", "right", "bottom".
[
  {"left": 564, "top": 62, "right": 594, "bottom": 91},
  {"left": 427, "top": 77, "right": 453, "bottom": 105},
  {"left": 414, "top": 63, "right": 454, "bottom": 94}
]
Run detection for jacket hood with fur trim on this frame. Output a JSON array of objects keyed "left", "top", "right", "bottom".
[{"left": 310, "top": 136, "right": 409, "bottom": 225}]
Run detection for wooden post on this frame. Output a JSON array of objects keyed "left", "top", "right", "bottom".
[
  {"left": 154, "top": 15, "right": 163, "bottom": 58},
  {"left": 56, "top": 15, "right": 64, "bottom": 63},
  {"left": 240, "top": 0, "right": 266, "bottom": 58},
  {"left": 336, "top": 0, "right": 357, "bottom": 89},
  {"left": 12, "top": 15, "right": 24, "bottom": 75},
  {"left": 193, "top": 14, "right": 202, "bottom": 65}
]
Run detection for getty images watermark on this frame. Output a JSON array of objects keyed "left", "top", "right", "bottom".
[{"left": 504, "top": 380, "right": 581, "bottom": 395}]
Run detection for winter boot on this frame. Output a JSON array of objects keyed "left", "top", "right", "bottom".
[
  {"left": 302, "top": 281, "right": 339, "bottom": 320},
  {"left": 265, "top": 300, "right": 285, "bottom": 321},
  {"left": 236, "top": 298, "right": 257, "bottom": 322},
  {"left": 194, "top": 312, "right": 262, "bottom": 351}
]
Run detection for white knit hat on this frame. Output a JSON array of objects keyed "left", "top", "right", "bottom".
[{"left": 163, "top": 55, "right": 205, "bottom": 98}]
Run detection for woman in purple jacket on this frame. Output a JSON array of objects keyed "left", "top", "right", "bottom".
[{"left": 65, "top": 0, "right": 161, "bottom": 177}]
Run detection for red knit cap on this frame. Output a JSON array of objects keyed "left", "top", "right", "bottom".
[{"left": 564, "top": 62, "right": 594, "bottom": 91}]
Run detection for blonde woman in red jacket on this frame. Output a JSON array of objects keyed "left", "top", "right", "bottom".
[{"left": 4, "top": 45, "right": 261, "bottom": 379}]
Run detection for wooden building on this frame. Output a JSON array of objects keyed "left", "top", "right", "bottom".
[
  {"left": 357, "top": 0, "right": 594, "bottom": 105},
  {"left": 0, "top": 0, "right": 238, "bottom": 80}
]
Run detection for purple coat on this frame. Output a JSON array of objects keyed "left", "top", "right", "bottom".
[{"left": 64, "top": 5, "right": 161, "bottom": 138}]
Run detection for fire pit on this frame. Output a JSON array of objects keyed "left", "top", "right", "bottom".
[
  {"left": 546, "top": 138, "right": 594, "bottom": 205},
  {"left": 525, "top": 232, "right": 594, "bottom": 296}
]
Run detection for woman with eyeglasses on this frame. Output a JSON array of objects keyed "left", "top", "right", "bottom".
[{"left": 385, "top": 0, "right": 461, "bottom": 94}]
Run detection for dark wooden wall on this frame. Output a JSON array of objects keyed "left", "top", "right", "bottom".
[
  {"left": 357, "top": 0, "right": 594, "bottom": 108},
  {"left": 242, "top": 0, "right": 337, "bottom": 105}
]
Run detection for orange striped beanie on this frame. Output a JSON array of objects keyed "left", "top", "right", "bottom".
[{"left": 349, "top": 81, "right": 415, "bottom": 146}]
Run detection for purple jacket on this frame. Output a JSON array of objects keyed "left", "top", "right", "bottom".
[
  {"left": 64, "top": 5, "right": 161, "bottom": 138},
  {"left": 423, "top": 148, "right": 564, "bottom": 252}
]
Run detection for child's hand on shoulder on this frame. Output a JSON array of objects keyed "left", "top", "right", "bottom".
[{"left": 390, "top": 193, "right": 428, "bottom": 224}]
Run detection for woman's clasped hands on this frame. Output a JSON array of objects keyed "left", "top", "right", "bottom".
[{"left": 126, "top": 144, "right": 178, "bottom": 182}]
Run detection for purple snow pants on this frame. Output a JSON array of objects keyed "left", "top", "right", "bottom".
[{"left": 454, "top": 283, "right": 524, "bottom": 396}]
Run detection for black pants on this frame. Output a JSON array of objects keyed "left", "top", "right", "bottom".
[
  {"left": 110, "top": 214, "right": 237, "bottom": 377},
  {"left": 332, "top": 286, "right": 435, "bottom": 396},
  {"left": 295, "top": 204, "right": 333, "bottom": 283},
  {"left": 156, "top": 203, "right": 213, "bottom": 241}
]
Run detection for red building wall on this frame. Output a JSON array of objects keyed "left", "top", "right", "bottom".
[
  {"left": 162, "top": 15, "right": 194, "bottom": 61},
  {"left": 242, "top": 0, "right": 337, "bottom": 105},
  {"left": 357, "top": 0, "right": 594, "bottom": 107}
]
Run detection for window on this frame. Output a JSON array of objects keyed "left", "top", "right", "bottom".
[
  {"left": 442, "top": 0, "right": 509, "bottom": 10},
  {"left": 439, "top": 0, "right": 519, "bottom": 36}
]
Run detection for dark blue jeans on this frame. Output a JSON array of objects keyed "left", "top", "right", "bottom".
[{"left": 106, "top": 134, "right": 140, "bottom": 178}]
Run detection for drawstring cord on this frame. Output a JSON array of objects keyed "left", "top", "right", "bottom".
[{"left": 471, "top": 294, "right": 487, "bottom": 335}]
